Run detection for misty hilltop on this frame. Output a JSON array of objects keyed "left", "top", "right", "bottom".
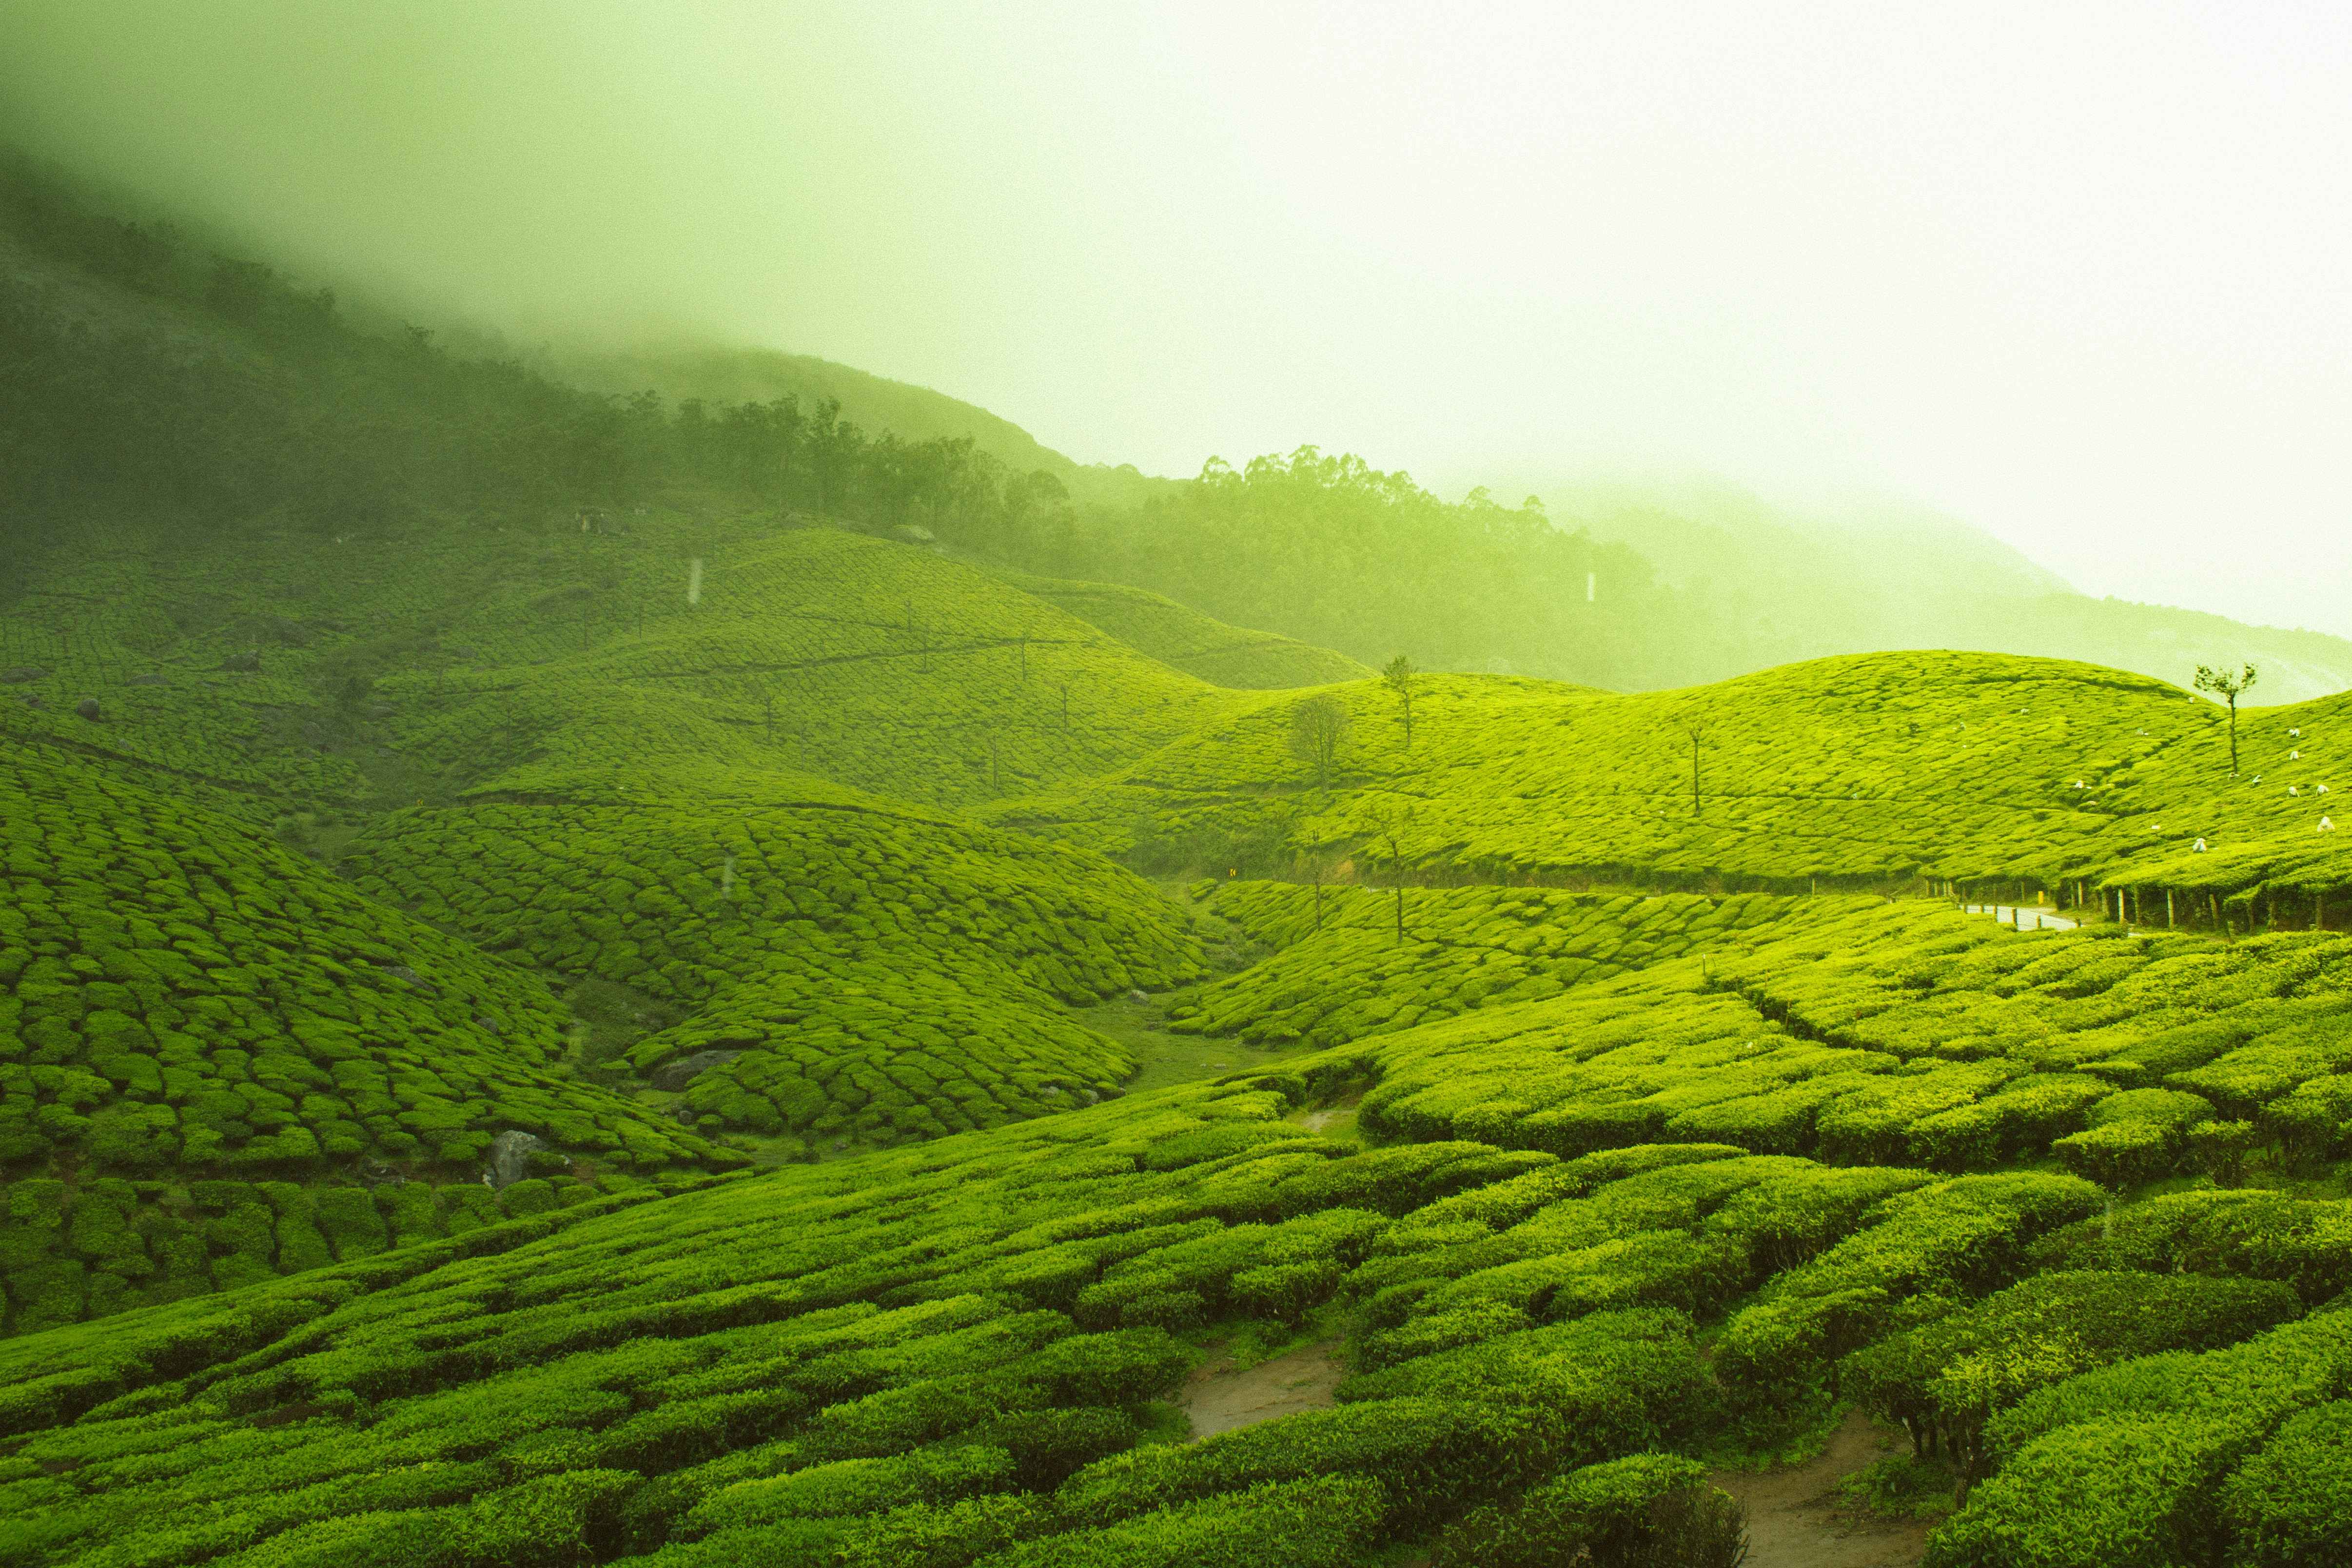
[
  {"left": 10, "top": 69, "right": 2352, "bottom": 1568},
  {"left": 4, "top": 155, "right": 2346, "bottom": 700}
]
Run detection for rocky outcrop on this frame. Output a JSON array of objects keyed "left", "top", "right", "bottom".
[{"left": 485, "top": 1130, "right": 544, "bottom": 1190}]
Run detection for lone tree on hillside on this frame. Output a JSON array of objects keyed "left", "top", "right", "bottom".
[
  {"left": 1361, "top": 800, "right": 1417, "bottom": 945},
  {"left": 1382, "top": 654, "right": 1421, "bottom": 749},
  {"left": 1291, "top": 695, "right": 1351, "bottom": 790},
  {"left": 1296, "top": 847, "right": 1332, "bottom": 931},
  {"left": 2194, "top": 663, "right": 2258, "bottom": 774},
  {"left": 1682, "top": 723, "right": 1709, "bottom": 817}
]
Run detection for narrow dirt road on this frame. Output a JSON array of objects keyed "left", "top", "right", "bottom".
[
  {"left": 1711, "top": 1410, "right": 1934, "bottom": 1568},
  {"left": 1178, "top": 1341, "right": 1346, "bottom": 1440}
]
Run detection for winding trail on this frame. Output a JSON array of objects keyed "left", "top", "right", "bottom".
[
  {"left": 1711, "top": 1410, "right": 1933, "bottom": 1568},
  {"left": 1177, "top": 1341, "right": 1346, "bottom": 1440}
]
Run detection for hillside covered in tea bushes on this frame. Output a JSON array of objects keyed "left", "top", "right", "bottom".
[
  {"left": 7, "top": 895, "right": 2352, "bottom": 1568},
  {"left": 0, "top": 743, "right": 739, "bottom": 1333},
  {"left": 13, "top": 162, "right": 2352, "bottom": 1568},
  {"left": 996, "top": 649, "right": 2352, "bottom": 912},
  {"left": 342, "top": 770, "right": 1206, "bottom": 1155}
]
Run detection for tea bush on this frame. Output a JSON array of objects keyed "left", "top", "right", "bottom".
[
  {"left": 1169, "top": 882, "right": 1796, "bottom": 1048},
  {"left": 344, "top": 776, "right": 1203, "bottom": 1143}
]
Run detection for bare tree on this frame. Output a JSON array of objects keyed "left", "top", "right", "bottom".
[
  {"left": 1361, "top": 800, "right": 1417, "bottom": 945},
  {"left": 1382, "top": 654, "right": 1421, "bottom": 750},
  {"left": 1290, "top": 695, "right": 1351, "bottom": 790},
  {"left": 2194, "top": 663, "right": 2258, "bottom": 774},
  {"left": 1297, "top": 848, "right": 1332, "bottom": 931}
]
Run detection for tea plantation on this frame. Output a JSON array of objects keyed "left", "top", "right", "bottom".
[
  {"left": 0, "top": 743, "right": 736, "bottom": 1333},
  {"left": 341, "top": 767, "right": 1206, "bottom": 1152},
  {"left": 0, "top": 520, "right": 1259, "bottom": 815},
  {"left": 1166, "top": 882, "right": 1820, "bottom": 1049},
  {"left": 981, "top": 570, "right": 1373, "bottom": 690},
  {"left": 14, "top": 515, "right": 2352, "bottom": 1563},
  {"left": 995, "top": 650, "right": 2352, "bottom": 909},
  {"left": 3, "top": 947, "right": 2348, "bottom": 1567}
]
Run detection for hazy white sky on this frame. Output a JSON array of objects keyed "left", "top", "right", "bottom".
[{"left": 5, "top": 1, "right": 2349, "bottom": 632}]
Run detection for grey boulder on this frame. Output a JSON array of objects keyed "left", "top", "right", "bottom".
[{"left": 486, "top": 1130, "right": 545, "bottom": 1190}]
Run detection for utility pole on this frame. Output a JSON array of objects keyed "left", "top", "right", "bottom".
[{"left": 1682, "top": 725, "right": 1708, "bottom": 817}]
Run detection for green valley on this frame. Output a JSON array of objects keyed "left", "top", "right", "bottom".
[{"left": 5, "top": 105, "right": 2352, "bottom": 1568}]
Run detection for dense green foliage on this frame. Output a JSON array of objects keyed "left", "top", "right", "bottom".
[
  {"left": 17, "top": 157, "right": 2352, "bottom": 1568},
  {"left": 0, "top": 743, "right": 733, "bottom": 1329},
  {"left": 983, "top": 571, "right": 1371, "bottom": 690},
  {"left": 1358, "top": 900, "right": 2352, "bottom": 1174},
  {"left": 997, "top": 649, "right": 2352, "bottom": 906},
  {"left": 1172, "top": 883, "right": 1801, "bottom": 1048},
  {"left": 0, "top": 1076, "right": 1718, "bottom": 1567},
  {"left": 344, "top": 776, "right": 1202, "bottom": 1151},
  {"left": 0, "top": 745, "right": 725, "bottom": 1180}
]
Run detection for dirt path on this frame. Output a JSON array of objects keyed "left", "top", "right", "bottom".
[
  {"left": 1178, "top": 1341, "right": 1346, "bottom": 1440},
  {"left": 1711, "top": 1410, "right": 1933, "bottom": 1568}
]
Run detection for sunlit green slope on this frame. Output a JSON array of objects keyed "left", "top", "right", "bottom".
[
  {"left": 7, "top": 895, "right": 2350, "bottom": 1566},
  {"left": 0, "top": 521, "right": 1254, "bottom": 816},
  {"left": 983, "top": 570, "right": 1372, "bottom": 690},
  {"left": 995, "top": 649, "right": 2352, "bottom": 903},
  {"left": 1165, "top": 883, "right": 1820, "bottom": 1049},
  {"left": 0, "top": 742, "right": 735, "bottom": 1334},
  {"left": 343, "top": 763, "right": 1205, "bottom": 1155}
]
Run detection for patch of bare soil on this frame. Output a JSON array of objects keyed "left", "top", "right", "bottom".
[
  {"left": 1179, "top": 1340, "right": 1347, "bottom": 1440},
  {"left": 1711, "top": 1410, "right": 1933, "bottom": 1568}
]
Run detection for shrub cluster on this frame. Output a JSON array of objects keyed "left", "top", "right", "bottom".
[
  {"left": 345, "top": 780, "right": 1202, "bottom": 1145},
  {"left": 1169, "top": 882, "right": 1796, "bottom": 1048},
  {"left": 0, "top": 746, "right": 723, "bottom": 1183}
]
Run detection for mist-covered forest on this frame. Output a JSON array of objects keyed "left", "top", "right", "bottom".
[{"left": 11, "top": 158, "right": 2351, "bottom": 701}]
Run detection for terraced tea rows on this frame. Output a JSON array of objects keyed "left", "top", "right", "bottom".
[
  {"left": 0, "top": 745, "right": 734, "bottom": 1329},
  {"left": 983, "top": 571, "right": 1372, "bottom": 690},
  {"left": 3, "top": 969, "right": 2343, "bottom": 1568},
  {"left": 0, "top": 1171, "right": 653, "bottom": 1337},
  {"left": 1169, "top": 882, "right": 1816, "bottom": 1048},
  {"left": 996, "top": 651, "right": 2352, "bottom": 904},
  {"left": 1358, "top": 900, "right": 2352, "bottom": 1180},
  {"left": 343, "top": 766, "right": 1205, "bottom": 1153}
]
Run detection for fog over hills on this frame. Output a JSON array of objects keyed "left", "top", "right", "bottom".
[{"left": 10, "top": 13, "right": 2352, "bottom": 1566}]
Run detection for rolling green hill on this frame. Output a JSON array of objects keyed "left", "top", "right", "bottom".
[
  {"left": 13, "top": 155, "right": 2352, "bottom": 1568},
  {"left": 993, "top": 650, "right": 2352, "bottom": 911},
  {"left": 981, "top": 571, "right": 1372, "bottom": 690},
  {"left": 6, "top": 892, "right": 2351, "bottom": 1566},
  {"left": 0, "top": 517, "right": 1267, "bottom": 816},
  {"left": 0, "top": 742, "right": 736, "bottom": 1333},
  {"left": 343, "top": 764, "right": 1206, "bottom": 1156}
]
